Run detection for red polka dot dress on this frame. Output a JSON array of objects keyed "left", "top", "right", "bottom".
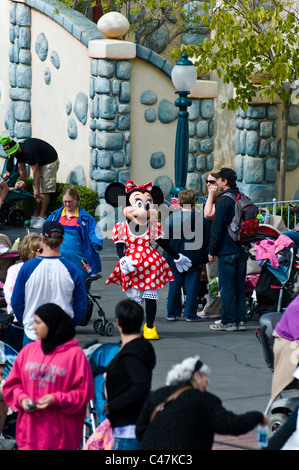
[{"left": 105, "top": 220, "right": 174, "bottom": 292}]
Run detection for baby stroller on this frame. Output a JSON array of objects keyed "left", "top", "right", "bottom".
[
  {"left": 78, "top": 274, "right": 114, "bottom": 337},
  {"left": 82, "top": 341, "right": 121, "bottom": 446},
  {"left": 0, "top": 340, "right": 18, "bottom": 444},
  {"left": 247, "top": 229, "right": 299, "bottom": 320},
  {"left": 259, "top": 313, "right": 299, "bottom": 438},
  {"left": 0, "top": 154, "right": 33, "bottom": 228}
]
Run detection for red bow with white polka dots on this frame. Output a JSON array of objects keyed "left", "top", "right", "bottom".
[{"left": 125, "top": 180, "right": 153, "bottom": 193}]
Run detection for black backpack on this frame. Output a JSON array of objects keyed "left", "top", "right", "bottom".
[{"left": 222, "top": 192, "right": 259, "bottom": 243}]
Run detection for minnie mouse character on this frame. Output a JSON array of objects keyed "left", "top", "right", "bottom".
[{"left": 104, "top": 180, "right": 192, "bottom": 340}]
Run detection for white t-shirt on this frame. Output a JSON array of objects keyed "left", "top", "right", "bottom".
[{"left": 0, "top": 176, "right": 3, "bottom": 184}]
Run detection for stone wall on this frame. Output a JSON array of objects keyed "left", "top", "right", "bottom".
[{"left": 235, "top": 102, "right": 299, "bottom": 202}]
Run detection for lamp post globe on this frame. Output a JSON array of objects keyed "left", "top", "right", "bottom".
[{"left": 171, "top": 53, "right": 197, "bottom": 198}]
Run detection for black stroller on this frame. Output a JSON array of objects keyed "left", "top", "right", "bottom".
[
  {"left": 78, "top": 274, "right": 114, "bottom": 337},
  {"left": 0, "top": 154, "right": 33, "bottom": 228},
  {"left": 247, "top": 231, "right": 299, "bottom": 321}
]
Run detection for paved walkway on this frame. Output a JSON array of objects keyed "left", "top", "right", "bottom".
[{"left": 213, "top": 432, "right": 260, "bottom": 450}]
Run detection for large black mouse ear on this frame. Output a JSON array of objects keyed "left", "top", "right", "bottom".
[
  {"left": 104, "top": 182, "right": 126, "bottom": 208},
  {"left": 150, "top": 186, "right": 164, "bottom": 206}
]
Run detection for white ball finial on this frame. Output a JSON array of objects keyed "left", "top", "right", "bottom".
[{"left": 97, "top": 12, "right": 130, "bottom": 39}]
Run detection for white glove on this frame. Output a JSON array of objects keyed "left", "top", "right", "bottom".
[
  {"left": 174, "top": 254, "right": 192, "bottom": 273},
  {"left": 120, "top": 256, "right": 136, "bottom": 274}
]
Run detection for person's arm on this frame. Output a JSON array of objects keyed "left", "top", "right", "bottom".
[
  {"left": 11, "top": 266, "right": 26, "bottom": 324},
  {"left": 31, "top": 163, "right": 41, "bottom": 202},
  {"left": 209, "top": 201, "right": 221, "bottom": 258},
  {"left": 204, "top": 186, "right": 218, "bottom": 220},
  {"left": 2, "top": 351, "right": 29, "bottom": 412},
  {"left": 207, "top": 393, "right": 267, "bottom": 436},
  {"left": 3, "top": 265, "right": 20, "bottom": 312},
  {"left": 116, "top": 242, "right": 126, "bottom": 258},
  {"left": 81, "top": 213, "right": 103, "bottom": 250},
  {"left": 0, "top": 180, "right": 9, "bottom": 208},
  {"left": 18, "top": 162, "right": 27, "bottom": 188}
]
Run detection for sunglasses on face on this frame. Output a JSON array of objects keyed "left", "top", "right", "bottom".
[{"left": 206, "top": 180, "right": 216, "bottom": 184}]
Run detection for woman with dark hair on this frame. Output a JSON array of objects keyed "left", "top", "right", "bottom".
[
  {"left": 198, "top": 172, "right": 223, "bottom": 320},
  {"left": 104, "top": 299, "right": 156, "bottom": 450},
  {"left": 136, "top": 355, "right": 267, "bottom": 450},
  {"left": 2, "top": 303, "right": 94, "bottom": 450}
]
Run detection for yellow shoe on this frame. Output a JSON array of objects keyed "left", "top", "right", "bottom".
[{"left": 143, "top": 324, "right": 159, "bottom": 340}]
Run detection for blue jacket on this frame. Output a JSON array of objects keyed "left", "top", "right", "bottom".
[
  {"left": 46, "top": 206, "right": 103, "bottom": 274},
  {"left": 164, "top": 208, "right": 209, "bottom": 272},
  {"left": 209, "top": 187, "right": 245, "bottom": 256}
]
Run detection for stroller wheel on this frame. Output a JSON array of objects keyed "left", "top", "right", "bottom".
[
  {"left": 268, "top": 413, "right": 289, "bottom": 438},
  {"left": 93, "top": 319, "right": 101, "bottom": 334},
  {"left": 8, "top": 209, "right": 25, "bottom": 227},
  {"left": 93, "top": 319, "right": 106, "bottom": 335},
  {"left": 105, "top": 322, "right": 114, "bottom": 336}
]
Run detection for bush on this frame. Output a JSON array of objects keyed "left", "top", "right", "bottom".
[{"left": 14, "top": 179, "right": 99, "bottom": 219}]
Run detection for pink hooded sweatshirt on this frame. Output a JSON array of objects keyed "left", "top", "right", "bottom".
[{"left": 3, "top": 338, "right": 94, "bottom": 450}]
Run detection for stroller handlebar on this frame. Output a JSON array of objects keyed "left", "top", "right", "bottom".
[{"left": 85, "top": 273, "right": 102, "bottom": 288}]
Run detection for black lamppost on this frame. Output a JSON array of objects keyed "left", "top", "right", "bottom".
[{"left": 171, "top": 53, "right": 197, "bottom": 197}]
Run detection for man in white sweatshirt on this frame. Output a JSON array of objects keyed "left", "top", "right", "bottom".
[{"left": 11, "top": 221, "right": 87, "bottom": 346}]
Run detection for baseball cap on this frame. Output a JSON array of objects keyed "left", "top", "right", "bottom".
[
  {"left": 211, "top": 167, "right": 237, "bottom": 182},
  {"left": 42, "top": 221, "right": 64, "bottom": 239},
  {"left": 0, "top": 135, "right": 20, "bottom": 156}
]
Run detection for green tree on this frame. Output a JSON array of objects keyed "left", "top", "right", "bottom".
[
  {"left": 55, "top": 0, "right": 96, "bottom": 15},
  {"left": 174, "top": 0, "right": 299, "bottom": 200}
]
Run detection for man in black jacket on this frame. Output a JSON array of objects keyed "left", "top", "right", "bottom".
[
  {"left": 164, "top": 189, "right": 209, "bottom": 322},
  {"left": 208, "top": 168, "right": 248, "bottom": 332}
]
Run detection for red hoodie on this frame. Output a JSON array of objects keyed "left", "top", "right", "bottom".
[{"left": 3, "top": 338, "right": 94, "bottom": 450}]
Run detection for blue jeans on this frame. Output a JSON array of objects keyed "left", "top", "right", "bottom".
[
  {"left": 217, "top": 252, "right": 248, "bottom": 324},
  {"left": 112, "top": 438, "right": 139, "bottom": 450},
  {"left": 167, "top": 269, "right": 201, "bottom": 318}
]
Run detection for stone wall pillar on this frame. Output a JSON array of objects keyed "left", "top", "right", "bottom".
[
  {"left": 88, "top": 38, "right": 136, "bottom": 208},
  {"left": 5, "top": 1, "right": 32, "bottom": 139},
  {"left": 235, "top": 104, "right": 279, "bottom": 202}
]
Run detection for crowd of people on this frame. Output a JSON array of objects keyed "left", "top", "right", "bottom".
[{"left": 1, "top": 137, "right": 299, "bottom": 450}]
